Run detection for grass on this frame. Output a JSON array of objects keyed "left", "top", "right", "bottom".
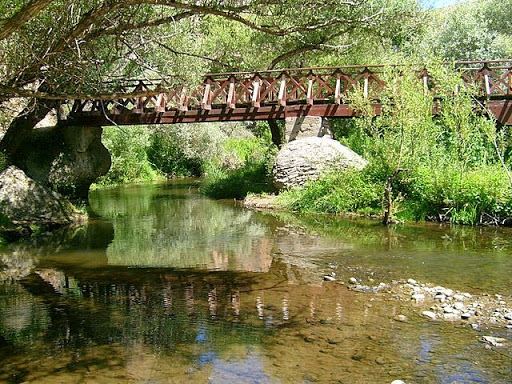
[{"left": 277, "top": 162, "right": 512, "bottom": 225}]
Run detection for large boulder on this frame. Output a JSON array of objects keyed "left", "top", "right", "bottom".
[
  {"left": 10, "top": 125, "right": 111, "bottom": 201},
  {"left": 0, "top": 166, "right": 85, "bottom": 228},
  {"left": 272, "top": 137, "right": 367, "bottom": 190}
]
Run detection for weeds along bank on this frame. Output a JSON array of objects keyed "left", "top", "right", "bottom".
[
  {"left": 94, "top": 122, "right": 277, "bottom": 199},
  {"left": 278, "top": 64, "right": 512, "bottom": 226},
  {"left": 95, "top": 63, "right": 512, "bottom": 226}
]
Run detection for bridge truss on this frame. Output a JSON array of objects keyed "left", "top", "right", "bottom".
[{"left": 63, "top": 60, "right": 512, "bottom": 126}]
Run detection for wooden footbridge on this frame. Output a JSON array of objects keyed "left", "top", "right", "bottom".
[{"left": 63, "top": 60, "right": 512, "bottom": 126}]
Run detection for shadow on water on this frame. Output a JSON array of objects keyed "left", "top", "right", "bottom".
[{"left": 0, "top": 180, "right": 510, "bottom": 383}]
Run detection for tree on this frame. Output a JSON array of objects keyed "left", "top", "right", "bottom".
[
  {"left": 411, "top": 0, "right": 512, "bottom": 61},
  {"left": 0, "top": 0, "right": 420, "bottom": 169}
]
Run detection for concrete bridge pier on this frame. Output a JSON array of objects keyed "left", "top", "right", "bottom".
[{"left": 284, "top": 116, "right": 333, "bottom": 142}]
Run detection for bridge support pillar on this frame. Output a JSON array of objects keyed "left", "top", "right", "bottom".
[
  {"left": 9, "top": 124, "right": 111, "bottom": 202},
  {"left": 285, "top": 116, "right": 332, "bottom": 142}
]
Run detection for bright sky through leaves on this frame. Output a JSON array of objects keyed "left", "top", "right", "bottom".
[{"left": 422, "top": 0, "right": 467, "bottom": 8}]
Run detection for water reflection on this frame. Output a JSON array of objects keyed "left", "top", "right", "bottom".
[
  {"left": 2, "top": 263, "right": 510, "bottom": 383},
  {"left": 0, "top": 181, "right": 511, "bottom": 383},
  {"left": 90, "top": 183, "right": 274, "bottom": 272}
]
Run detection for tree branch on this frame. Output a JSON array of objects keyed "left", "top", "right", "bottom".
[
  {"left": 0, "top": 0, "right": 54, "bottom": 41},
  {"left": 88, "top": 11, "right": 194, "bottom": 39},
  {"left": 154, "top": 41, "right": 231, "bottom": 69}
]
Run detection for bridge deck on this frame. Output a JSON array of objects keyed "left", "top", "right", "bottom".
[{"left": 62, "top": 61, "right": 512, "bottom": 126}]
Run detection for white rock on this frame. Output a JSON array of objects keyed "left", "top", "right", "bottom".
[
  {"left": 454, "top": 302, "right": 465, "bottom": 311},
  {"left": 422, "top": 311, "right": 437, "bottom": 320},
  {"left": 273, "top": 137, "right": 368, "bottom": 189},
  {"left": 391, "top": 381, "right": 406, "bottom": 384},
  {"left": 349, "top": 277, "right": 358, "bottom": 284},
  {"left": 411, "top": 293, "right": 425, "bottom": 302},
  {"left": 504, "top": 313, "right": 512, "bottom": 321},
  {"left": 444, "top": 313, "right": 459, "bottom": 321},
  {"left": 407, "top": 279, "right": 417, "bottom": 285},
  {"left": 482, "top": 336, "right": 507, "bottom": 347},
  {"left": 0, "top": 166, "right": 82, "bottom": 226}
]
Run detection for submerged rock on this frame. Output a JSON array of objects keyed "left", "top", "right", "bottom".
[
  {"left": 422, "top": 311, "right": 437, "bottom": 320},
  {"left": 272, "top": 137, "right": 367, "bottom": 190},
  {"left": 482, "top": 336, "right": 507, "bottom": 347},
  {"left": 0, "top": 166, "right": 85, "bottom": 229}
]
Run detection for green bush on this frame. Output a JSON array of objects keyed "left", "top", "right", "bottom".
[
  {"left": 147, "top": 131, "right": 203, "bottom": 177},
  {"left": 401, "top": 165, "right": 512, "bottom": 224},
  {"left": 278, "top": 170, "right": 383, "bottom": 215},
  {"left": 96, "top": 126, "right": 161, "bottom": 186},
  {"left": 201, "top": 137, "right": 276, "bottom": 199}
]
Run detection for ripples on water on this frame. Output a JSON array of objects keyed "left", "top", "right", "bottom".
[{"left": 0, "top": 181, "right": 511, "bottom": 383}]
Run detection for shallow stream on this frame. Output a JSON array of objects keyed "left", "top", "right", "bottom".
[{"left": 0, "top": 181, "right": 511, "bottom": 383}]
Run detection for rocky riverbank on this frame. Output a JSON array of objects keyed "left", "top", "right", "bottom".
[
  {"left": 0, "top": 166, "right": 86, "bottom": 240},
  {"left": 321, "top": 270, "right": 512, "bottom": 342}
]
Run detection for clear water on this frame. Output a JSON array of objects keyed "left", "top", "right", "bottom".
[{"left": 0, "top": 181, "right": 511, "bottom": 383}]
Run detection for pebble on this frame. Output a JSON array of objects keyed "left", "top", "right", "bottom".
[
  {"left": 453, "top": 294, "right": 465, "bottom": 301},
  {"left": 444, "top": 313, "right": 459, "bottom": 321},
  {"left": 411, "top": 293, "right": 425, "bottom": 302},
  {"left": 391, "top": 381, "right": 406, "bottom": 384},
  {"left": 471, "top": 323, "right": 480, "bottom": 330},
  {"left": 407, "top": 279, "right": 417, "bottom": 285},
  {"left": 444, "top": 306, "right": 454, "bottom": 314},
  {"left": 482, "top": 336, "right": 507, "bottom": 347},
  {"left": 349, "top": 277, "right": 358, "bottom": 284},
  {"left": 453, "top": 302, "right": 465, "bottom": 311},
  {"left": 422, "top": 311, "right": 437, "bottom": 320},
  {"left": 504, "top": 313, "right": 512, "bottom": 321},
  {"left": 394, "top": 315, "right": 409, "bottom": 323},
  {"left": 435, "top": 294, "right": 446, "bottom": 302},
  {"left": 323, "top": 275, "right": 336, "bottom": 282},
  {"left": 461, "top": 312, "right": 473, "bottom": 320}
]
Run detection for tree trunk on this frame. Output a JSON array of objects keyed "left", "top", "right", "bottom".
[
  {"left": 268, "top": 120, "right": 284, "bottom": 148},
  {"left": 0, "top": 100, "right": 54, "bottom": 159}
]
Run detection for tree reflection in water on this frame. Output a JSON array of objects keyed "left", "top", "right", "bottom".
[{"left": 0, "top": 182, "right": 510, "bottom": 383}]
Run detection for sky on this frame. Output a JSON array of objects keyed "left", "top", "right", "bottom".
[{"left": 421, "top": 0, "right": 467, "bottom": 8}]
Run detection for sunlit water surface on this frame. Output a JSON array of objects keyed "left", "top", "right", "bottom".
[{"left": 0, "top": 181, "right": 511, "bottom": 383}]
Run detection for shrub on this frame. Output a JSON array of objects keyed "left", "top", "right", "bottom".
[
  {"left": 201, "top": 137, "right": 276, "bottom": 199},
  {"left": 147, "top": 130, "right": 203, "bottom": 177},
  {"left": 96, "top": 126, "right": 160, "bottom": 186},
  {"left": 401, "top": 165, "right": 512, "bottom": 224},
  {"left": 278, "top": 170, "right": 383, "bottom": 215}
]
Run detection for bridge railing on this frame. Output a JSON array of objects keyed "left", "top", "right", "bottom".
[{"left": 70, "top": 60, "right": 512, "bottom": 116}]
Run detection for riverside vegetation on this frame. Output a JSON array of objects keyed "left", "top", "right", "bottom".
[
  {"left": 1, "top": 0, "right": 512, "bottom": 228},
  {"left": 93, "top": 62, "right": 512, "bottom": 226}
]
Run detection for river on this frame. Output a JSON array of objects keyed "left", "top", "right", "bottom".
[{"left": 0, "top": 181, "right": 511, "bottom": 383}]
